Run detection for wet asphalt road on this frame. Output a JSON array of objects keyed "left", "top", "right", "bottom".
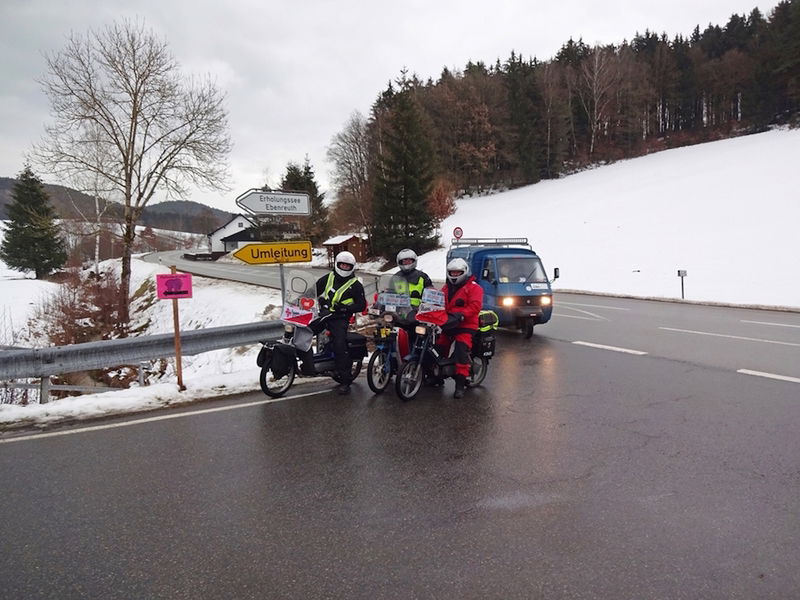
[{"left": 1, "top": 297, "right": 800, "bottom": 599}]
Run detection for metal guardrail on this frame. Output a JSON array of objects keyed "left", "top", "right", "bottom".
[{"left": 0, "top": 320, "right": 285, "bottom": 380}]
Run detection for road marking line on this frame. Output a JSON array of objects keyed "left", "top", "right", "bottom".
[
  {"left": 558, "top": 302, "right": 630, "bottom": 311},
  {"left": 741, "top": 320, "right": 800, "bottom": 329},
  {"left": 737, "top": 369, "right": 800, "bottom": 384},
  {"left": 0, "top": 389, "right": 330, "bottom": 445},
  {"left": 558, "top": 306, "right": 610, "bottom": 321},
  {"left": 553, "top": 313, "right": 605, "bottom": 321},
  {"left": 573, "top": 341, "right": 648, "bottom": 355},
  {"left": 659, "top": 327, "right": 800, "bottom": 347}
]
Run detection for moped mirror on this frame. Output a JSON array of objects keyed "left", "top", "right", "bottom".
[{"left": 289, "top": 276, "right": 308, "bottom": 294}]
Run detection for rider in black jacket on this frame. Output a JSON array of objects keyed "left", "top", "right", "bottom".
[{"left": 302, "top": 251, "right": 366, "bottom": 394}]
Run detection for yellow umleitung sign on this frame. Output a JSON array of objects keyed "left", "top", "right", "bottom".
[{"left": 233, "top": 241, "right": 313, "bottom": 265}]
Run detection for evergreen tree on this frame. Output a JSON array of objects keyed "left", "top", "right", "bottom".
[
  {"left": 0, "top": 166, "right": 67, "bottom": 279},
  {"left": 504, "top": 53, "right": 548, "bottom": 183},
  {"left": 370, "top": 88, "right": 437, "bottom": 259},
  {"left": 280, "top": 157, "right": 329, "bottom": 245}
]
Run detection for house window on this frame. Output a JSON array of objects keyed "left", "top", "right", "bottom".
[{"left": 238, "top": 222, "right": 244, "bottom": 228}]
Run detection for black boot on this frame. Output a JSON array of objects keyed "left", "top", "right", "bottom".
[
  {"left": 453, "top": 375, "right": 466, "bottom": 399},
  {"left": 298, "top": 348, "right": 316, "bottom": 377}
]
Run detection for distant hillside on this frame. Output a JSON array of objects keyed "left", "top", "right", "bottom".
[
  {"left": 138, "top": 200, "right": 234, "bottom": 234},
  {"left": 0, "top": 177, "right": 234, "bottom": 234}
]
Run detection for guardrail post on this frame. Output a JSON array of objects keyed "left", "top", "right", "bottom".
[
  {"left": 138, "top": 361, "right": 148, "bottom": 386},
  {"left": 40, "top": 376, "right": 50, "bottom": 404}
]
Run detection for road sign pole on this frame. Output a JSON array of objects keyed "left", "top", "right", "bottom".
[
  {"left": 677, "top": 269, "right": 687, "bottom": 300},
  {"left": 170, "top": 265, "right": 186, "bottom": 392},
  {"left": 279, "top": 263, "right": 286, "bottom": 306}
]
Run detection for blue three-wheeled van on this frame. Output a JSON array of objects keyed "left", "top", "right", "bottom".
[{"left": 446, "top": 237, "right": 559, "bottom": 338}]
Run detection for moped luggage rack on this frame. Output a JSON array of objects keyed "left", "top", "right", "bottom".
[{"left": 449, "top": 237, "right": 532, "bottom": 249}]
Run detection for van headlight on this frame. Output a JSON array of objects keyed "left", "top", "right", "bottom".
[
  {"left": 540, "top": 296, "right": 552, "bottom": 306},
  {"left": 501, "top": 297, "right": 514, "bottom": 307}
]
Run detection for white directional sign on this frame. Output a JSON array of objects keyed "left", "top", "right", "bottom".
[{"left": 235, "top": 189, "right": 311, "bottom": 216}]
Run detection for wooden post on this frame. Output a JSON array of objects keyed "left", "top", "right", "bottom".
[{"left": 171, "top": 265, "right": 186, "bottom": 391}]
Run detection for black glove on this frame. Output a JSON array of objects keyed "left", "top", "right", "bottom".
[{"left": 455, "top": 298, "right": 466, "bottom": 307}]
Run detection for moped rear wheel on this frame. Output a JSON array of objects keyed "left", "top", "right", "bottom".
[
  {"left": 259, "top": 358, "right": 295, "bottom": 398},
  {"left": 367, "top": 350, "right": 392, "bottom": 394},
  {"left": 395, "top": 359, "right": 423, "bottom": 401},
  {"left": 467, "top": 355, "right": 488, "bottom": 387}
]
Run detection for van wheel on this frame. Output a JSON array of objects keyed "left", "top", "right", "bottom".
[{"left": 524, "top": 321, "right": 534, "bottom": 339}]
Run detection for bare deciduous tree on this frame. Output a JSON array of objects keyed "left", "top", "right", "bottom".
[
  {"left": 326, "top": 111, "right": 372, "bottom": 237},
  {"left": 577, "top": 45, "right": 621, "bottom": 157},
  {"left": 34, "top": 19, "right": 231, "bottom": 327}
]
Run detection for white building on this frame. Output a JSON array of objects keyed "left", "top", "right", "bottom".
[{"left": 207, "top": 214, "right": 256, "bottom": 253}]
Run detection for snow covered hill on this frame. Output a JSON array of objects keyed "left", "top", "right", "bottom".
[{"left": 419, "top": 127, "right": 800, "bottom": 309}]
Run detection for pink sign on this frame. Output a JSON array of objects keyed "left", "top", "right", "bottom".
[{"left": 156, "top": 273, "right": 193, "bottom": 299}]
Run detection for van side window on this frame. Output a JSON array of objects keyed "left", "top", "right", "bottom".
[{"left": 482, "top": 259, "right": 495, "bottom": 281}]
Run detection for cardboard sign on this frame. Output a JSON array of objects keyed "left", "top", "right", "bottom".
[
  {"left": 156, "top": 273, "right": 193, "bottom": 299},
  {"left": 420, "top": 288, "right": 445, "bottom": 308},
  {"left": 377, "top": 292, "right": 411, "bottom": 308},
  {"left": 281, "top": 303, "right": 316, "bottom": 327}
]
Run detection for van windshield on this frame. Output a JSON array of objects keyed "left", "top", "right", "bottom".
[{"left": 496, "top": 257, "right": 548, "bottom": 283}]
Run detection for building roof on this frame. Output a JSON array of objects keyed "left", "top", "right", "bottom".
[
  {"left": 322, "top": 233, "right": 368, "bottom": 246},
  {"left": 207, "top": 214, "right": 256, "bottom": 237}
]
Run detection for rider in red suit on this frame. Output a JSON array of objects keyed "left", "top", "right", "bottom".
[{"left": 437, "top": 257, "right": 483, "bottom": 398}]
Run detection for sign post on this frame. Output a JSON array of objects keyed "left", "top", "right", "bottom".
[
  {"left": 677, "top": 269, "right": 687, "bottom": 299},
  {"left": 232, "top": 241, "right": 313, "bottom": 304},
  {"left": 156, "top": 268, "right": 193, "bottom": 391},
  {"left": 234, "top": 188, "right": 313, "bottom": 302}
]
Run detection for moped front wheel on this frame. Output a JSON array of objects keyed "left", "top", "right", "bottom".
[
  {"left": 467, "top": 355, "right": 488, "bottom": 387},
  {"left": 259, "top": 358, "right": 295, "bottom": 398},
  {"left": 396, "top": 359, "right": 423, "bottom": 401},
  {"left": 367, "top": 350, "right": 392, "bottom": 394}
]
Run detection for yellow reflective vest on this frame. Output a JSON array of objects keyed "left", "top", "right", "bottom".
[{"left": 322, "top": 272, "right": 358, "bottom": 307}]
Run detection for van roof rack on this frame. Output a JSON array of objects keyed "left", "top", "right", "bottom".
[{"left": 450, "top": 237, "right": 532, "bottom": 249}]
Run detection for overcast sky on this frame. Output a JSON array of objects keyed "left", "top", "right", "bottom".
[{"left": 0, "top": 0, "right": 777, "bottom": 213}]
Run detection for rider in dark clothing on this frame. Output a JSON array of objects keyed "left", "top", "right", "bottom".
[
  {"left": 302, "top": 250, "right": 366, "bottom": 395},
  {"left": 394, "top": 248, "right": 433, "bottom": 312}
]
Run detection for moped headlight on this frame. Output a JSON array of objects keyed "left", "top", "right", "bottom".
[
  {"left": 284, "top": 324, "right": 294, "bottom": 333},
  {"left": 384, "top": 313, "right": 394, "bottom": 323},
  {"left": 501, "top": 297, "right": 514, "bottom": 307},
  {"left": 540, "top": 296, "right": 552, "bottom": 306},
  {"left": 415, "top": 325, "right": 426, "bottom": 335}
]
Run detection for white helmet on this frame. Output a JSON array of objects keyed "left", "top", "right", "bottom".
[
  {"left": 396, "top": 248, "right": 418, "bottom": 273},
  {"left": 446, "top": 257, "right": 470, "bottom": 286},
  {"left": 334, "top": 251, "right": 356, "bottom": 278}
]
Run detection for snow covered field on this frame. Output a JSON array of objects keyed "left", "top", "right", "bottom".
[{"left": 1, "top": 128, "right": 798, "bottom": 428}]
